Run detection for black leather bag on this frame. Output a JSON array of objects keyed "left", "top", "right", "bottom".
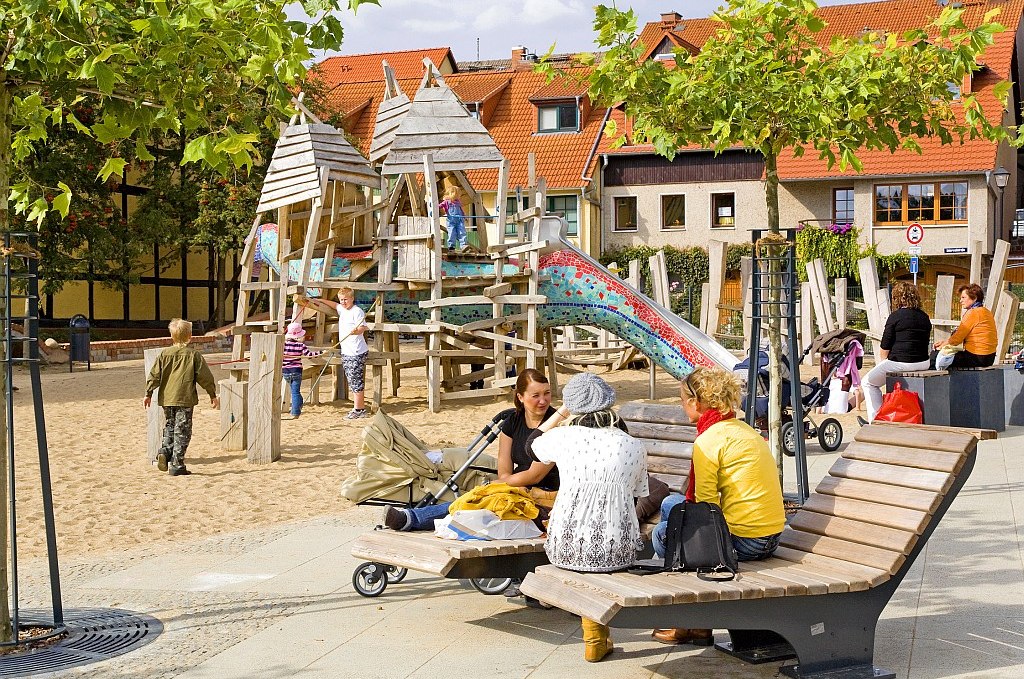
[{"left": 631, "top": 501, "right": 738, "bottom": 581}]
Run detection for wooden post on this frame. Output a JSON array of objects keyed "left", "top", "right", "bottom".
[
  {"left": 985, "top": 238, "right": 1010, "bottom": 309},
  {"left": 857, "top": 256, "right": 887, "bottom": 362},
  {"left": 705, "top": 240, "right": 727, "bottom": 337},
  {"left": 699, "top": 282, "right": 711, "bottom": 336},
  {"left": 994, "top": 289, "right": 1020, "bottom": 360},
  {"left": 544, "top": 328, "right": 559, "bottom": 397},
  {"left": 246, "top": 332, "right": 283, "bottom": 464},
  {"left": 970, "top": 239, "right": 983, "bottom": 285},
  {"left": 740, "top": 256, "right": 753, "bottom": 340},
  {"left": 834, "top": 278, "right": 848, "bottom": 330},
  {"left": 219, "top": 377, "right": 247, "bottom": 451},
  {"left": 424, "top": 153, "right": 444, "bottom": 413},
  {"left": 799, "top": 282, "right": 814, "bottom": 355},
  {"left": 144, "top": 347, "right": 164, "bottom": 464},
  {"left": 933, "top": 274, "right": 955, "bottom": 343}
]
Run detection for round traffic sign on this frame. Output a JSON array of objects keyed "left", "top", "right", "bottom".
[{"left": 906, "top": 223, "right": 924, "bottom": 245}]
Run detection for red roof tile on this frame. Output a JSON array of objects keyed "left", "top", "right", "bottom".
[
  {"left": 631, "top": 0, "right": 1024, "bottom": 179},
  {"left": 317, "top": 51, "right": 614, "bottom": 190},
  {"left": 316, "top": 47, "right": 454, "bottom": 84}
]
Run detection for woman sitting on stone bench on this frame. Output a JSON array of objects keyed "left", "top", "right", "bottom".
[
  {"left": 862, "top": 281, "right": 932, "bottom": 423},
  {"left": 931, "top": 283, "right": 997, "bottom": 370}
]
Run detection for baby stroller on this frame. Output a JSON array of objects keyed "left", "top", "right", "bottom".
[
  {"left": 735, "top": 332, "right": 860, "bottom": 455},
  {"left": 342, "top": 408, "right": 514, "bottom": 597}
]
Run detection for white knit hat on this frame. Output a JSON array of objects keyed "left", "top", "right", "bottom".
[{"left": 562, "top": 372, "right": 616, "bottom": 415}]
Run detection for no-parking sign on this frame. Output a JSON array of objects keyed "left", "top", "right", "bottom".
[{"left": 906, "top": 223, "right": 924, "bottom": 245}]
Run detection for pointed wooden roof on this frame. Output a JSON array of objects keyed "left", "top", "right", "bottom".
[
  {"left": 369, "top": 61, "right": 411, "bottom": 163},
  {"left": 257, "top": 121, "right": 380, "bottom": 213},
  {"left": 381, "top": 60, "right": 504, "bottom": 176}
]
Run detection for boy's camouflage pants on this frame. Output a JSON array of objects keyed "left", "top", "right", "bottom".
[{"left": 159, "top": 406, "right": 194, "bottom": 469}]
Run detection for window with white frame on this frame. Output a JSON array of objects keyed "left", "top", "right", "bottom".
[
  {"left": 537, "top": 104, "right": 579, "bottom": 133},
  {"left": 613, "top": 196, "right": 637, "bottom": 231},
  {"left": 833, "top": 188, "right": 854, "bottom": 225},
  {"left": 711, "top": 193, "right": 735, "bottom": 227}
]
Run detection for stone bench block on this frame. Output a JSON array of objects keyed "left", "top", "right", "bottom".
[
  {"left": 886, "top": 371, "right": 949, "bottom": 426},
  {"left": 948, "top": 367, "right": 1005, "bottom": 432},
  {"left": 1000, "top": 364, "right": 1024, "bottom": 426}
]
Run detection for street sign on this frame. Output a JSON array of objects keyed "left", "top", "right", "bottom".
[
  {"left": 909, "top": 256, "right": 919, "bottom": 274},
  {"left": 906, "top": 223, "right": 925, "bottom": 245},
  {"left": 944, "top": 247, "right": 968, "bottom": 254},
  {"left": 908, "top": 246, "right": 922, "bottom": 256}
]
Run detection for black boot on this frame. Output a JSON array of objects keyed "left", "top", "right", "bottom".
[{"left": 168, "top": 455, "right": 191, "bottom": 476}]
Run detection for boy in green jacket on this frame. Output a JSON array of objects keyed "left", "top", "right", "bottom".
[{"left": 144, "top": 319, "right": 220, "bottom": 476}]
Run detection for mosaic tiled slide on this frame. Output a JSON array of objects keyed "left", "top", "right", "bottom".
[{"left": 253, "top": 223, "right": 735, "bottom": 377}]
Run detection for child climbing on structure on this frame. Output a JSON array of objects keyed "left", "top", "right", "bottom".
[
  {"left": 282, "top": 321, "right": 323, "bottom": 419},
  {"left": 440, "top": 186, "right": 467, "bottom": 251}
]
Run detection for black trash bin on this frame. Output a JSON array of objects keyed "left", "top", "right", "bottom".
[{"left": 69, "top": 314, "right": 91, "bottom": 372}]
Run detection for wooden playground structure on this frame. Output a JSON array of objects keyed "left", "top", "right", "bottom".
[{"left": 220, "top": 60, "right": 575, "bottom": 463}]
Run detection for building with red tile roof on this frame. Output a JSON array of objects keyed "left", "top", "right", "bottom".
[
  {"left": 603, "top": 0, "right": 1024, "bottom": 287},
  {"left": 316, "top": 47, "right": 617, "bottom": 255}
]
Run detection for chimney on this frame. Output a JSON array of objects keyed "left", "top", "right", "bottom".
[
  {"left": 512, "top": 46, "right": 535, "bottom": 71},
  {"left": 660, "top": 11, "right": 682, "bottom": 27}
]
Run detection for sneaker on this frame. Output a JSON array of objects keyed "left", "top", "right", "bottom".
[
  {"left": 382, "top": 506, "right": 410, "bottom": 531},
  {"left": 503, "top": 579, "right": 522, "bottom": 598},
  {"left": 168, "top": 467, "right": 192, "bottom": 476},
  {"left": 156, "top": 453, "right": 168, "bottom": 472},
  {"left": 345, "top": 409, "right": 368, "bottom": 420},
  {"left": 856, "top": 416, "right": 868, "bottom": 427}
]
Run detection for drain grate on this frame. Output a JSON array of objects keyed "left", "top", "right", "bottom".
[{"left": 0, "top": 608, "right": 163, "bottom": 677}]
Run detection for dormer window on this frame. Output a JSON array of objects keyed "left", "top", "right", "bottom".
[{"left": 538, "top": 103, "right": 579, "bottom": 133}]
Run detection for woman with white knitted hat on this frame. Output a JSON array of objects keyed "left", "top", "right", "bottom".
[{"left": 527, "top": 372, "right": 649, "bottom": 663}]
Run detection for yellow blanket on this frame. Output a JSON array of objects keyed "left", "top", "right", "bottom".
[{"left": 449, "top": 482, "right": 539, "bottom": 520}]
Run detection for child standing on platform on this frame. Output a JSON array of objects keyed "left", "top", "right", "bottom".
[
  {"left": 440, "top": 186, "right": 467, "bottom": 250},
  {"left": 144, "top": 319, "right": 219, "bottom": 476},
  {"left": 282, "top": 321, "right": 323, "bottom": 419},
  {"left": 335, "top": 287, "right": 370, "bottom": 419}
]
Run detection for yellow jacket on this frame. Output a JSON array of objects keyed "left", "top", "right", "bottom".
[
  {"left": 693, "top": 419, "right": 786, "bottom": 538},
  {"left": 449, "top": 482, "right": 539, "bottom": 521}
]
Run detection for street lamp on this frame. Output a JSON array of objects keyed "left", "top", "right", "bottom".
[{"left": 994, "top": 165, "right": 1010, "bottom": 241}]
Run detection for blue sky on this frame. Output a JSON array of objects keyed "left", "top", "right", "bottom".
[{"left": 322, "top": 0, "right": 853, "bottom": 61}]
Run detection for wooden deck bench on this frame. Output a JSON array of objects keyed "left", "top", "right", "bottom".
[
  {"left": 518, "top": 423, "right": 979, "bottom": 679},
  {"left": 348, "top": 401, "right": 696, "bottom": 595}
]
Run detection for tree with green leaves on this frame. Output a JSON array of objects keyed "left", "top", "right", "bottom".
[
  {"left": 577, "top": 0, "right": 1017, "bottom": 474},
  {"left": 0, "top": 0, "right": 379, "bottom": 643}
]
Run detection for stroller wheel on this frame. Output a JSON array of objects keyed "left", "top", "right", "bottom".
[
  {"left": 352, "top": 562, "right": 389, "bottom": 597},
  {"left": 385, "top": 565, "right": 408, "bottom": 583},
  {"left": 781, "top": 421, "right": 797, "bottom": 457},
  {"left": 470, "top": 577, "right": 513, "bottom": 595},
  {"left": 817, "top": 418, "right": 844, "bottom": 452}
]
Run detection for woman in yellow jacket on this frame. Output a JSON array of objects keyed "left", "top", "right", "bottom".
[{"left": 650, "top": 366, "right": 786, "bottom": 646}]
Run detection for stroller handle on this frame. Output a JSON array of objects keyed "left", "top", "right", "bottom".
[{"left": 492, "top": 408, "right": 515, "bottom": 424}]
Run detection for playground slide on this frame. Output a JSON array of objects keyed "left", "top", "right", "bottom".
[{"left": 253, "top": 219, "right": 736, "bottom": 377}]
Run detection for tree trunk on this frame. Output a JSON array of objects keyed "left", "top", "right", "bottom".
[
  {"left": 0, "top": 77, "right": 14, "bottom": 643},
  {"left": 764, "top": 150, "right": 785, "bottom": 484}
]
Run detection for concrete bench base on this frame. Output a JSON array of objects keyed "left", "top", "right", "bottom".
[
  {"left": 1001, "top": 364, "right": 1024, "bottom": 426},
  {"left": 888, "top": 368, "right": 1007, "bottom": 432}
]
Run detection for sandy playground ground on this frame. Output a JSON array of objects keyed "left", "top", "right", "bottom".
[{"left": 7, "top": 349, "right": 864, "bottom": 561}]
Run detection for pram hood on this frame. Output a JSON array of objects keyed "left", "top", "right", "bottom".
[
  {"left": 810, "top": 327, "right": 867, "bottom": 357},
  {"left": 340, "top": 409, "right": 496, "bottom": 504}
]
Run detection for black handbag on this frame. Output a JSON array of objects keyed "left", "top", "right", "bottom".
[{"left": 631, "top": 501, "right": 738, "bottom": 581}]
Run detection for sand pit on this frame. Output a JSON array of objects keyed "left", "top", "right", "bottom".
[{"left": 7, "top": 350, "right": 863, "bottom": 560}]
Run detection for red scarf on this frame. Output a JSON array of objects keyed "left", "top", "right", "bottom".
[{"left": 684, "top": 408, "right": 736, "bottom": 502}]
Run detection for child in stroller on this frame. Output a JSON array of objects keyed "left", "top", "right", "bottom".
[{"left": 735, "top": 330, "right": 864, "bottom": 455}]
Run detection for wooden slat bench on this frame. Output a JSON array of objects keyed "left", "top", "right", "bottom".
[
  {"left": 518, "top": 423, "right": 978, "bottom": 679},
  {"left": 348, "top": 400, "right": 697, "bottom": 595}
]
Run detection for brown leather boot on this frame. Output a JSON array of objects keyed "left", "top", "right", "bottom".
[
  {"left": 581, "top": 618, "right": 614, "bottom": 662},
  {"left": 651, "top": 628, "right": 714, "bottom": 646}
]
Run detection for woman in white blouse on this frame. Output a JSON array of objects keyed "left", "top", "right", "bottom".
[{"left": 526, "top": 372, "right": 649, "bottom": 663}]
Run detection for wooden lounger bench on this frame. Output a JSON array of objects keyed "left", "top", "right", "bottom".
[
  {"left": 518, "top": 423, "right": 978, "bottom": 679},
  {"left": 348, "top": 401, "right": 697, "bottom": 596}
]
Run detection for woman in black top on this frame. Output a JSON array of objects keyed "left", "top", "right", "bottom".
[
  {"left": 383, "top": 369, "right": 556, "bottom": 531},
  {"left": 862, "top": 282, "right": 931, "bottom": 422}
]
